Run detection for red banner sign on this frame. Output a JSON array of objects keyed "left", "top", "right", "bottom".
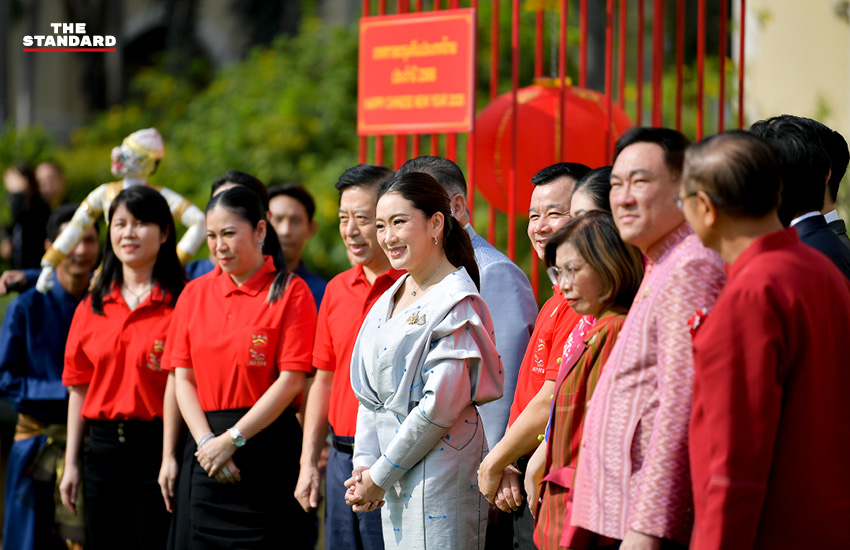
[{"left": 358, "top": 9, "right": 476, "bottom": 136}]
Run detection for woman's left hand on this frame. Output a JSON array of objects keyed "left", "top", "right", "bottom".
[{"left": 195, "top": 432, "right": 237, "bottom": 477}]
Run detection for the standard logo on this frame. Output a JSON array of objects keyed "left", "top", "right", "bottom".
[{"left": 23, "top": 23, "right": 116, "bottom": 52}]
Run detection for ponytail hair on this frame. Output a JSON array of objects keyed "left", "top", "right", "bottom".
[
  {"left": 379, "top": 172, "right": 480, "bottom": 290},
  {"left": 206, "top": 185, "right": 289, "bottom": 304}
]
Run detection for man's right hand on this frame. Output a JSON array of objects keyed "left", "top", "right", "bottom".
[
  {"left": 294, "top": 462, "right": 323, "bottom": 512},
  {"left": 35, "top": 264, "right": 55, "bottom": 294}
]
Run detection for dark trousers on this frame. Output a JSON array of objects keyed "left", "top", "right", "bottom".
[
  {"left": 83, "top": 419, "right": 170, "bottom": 550},
  {"left": 325, "top": 444, "right": 385, "bottom": 550}
]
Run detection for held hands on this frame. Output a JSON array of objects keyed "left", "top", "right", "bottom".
[
  {"left": 344, "top": 466, "right": 385, "bottom": 513},
  {"left": 493, "top": 464, "right": 524, "bottom": 513},
  {"left": 195, "top": 433, "right": 241, "bottom": 484},
  {"left": 478, "top": 454, "right": 525, "bottom": 513}
]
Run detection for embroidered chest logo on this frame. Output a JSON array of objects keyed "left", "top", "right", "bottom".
[
  {"left": 249, "top": 334, "right": 268, "bottom": 366},
  {"left": 531, "top": 337, "right": 547, "bottom": 375},
  {"left": 406, "top": 311, "right": 427, "bottom": 325},
  {"left": 147, "top": 340, "right": 165, "bottom": 371}
]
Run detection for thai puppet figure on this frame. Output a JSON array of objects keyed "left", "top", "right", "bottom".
[{"left": 36, "top": 128, "right": 205, "bottom": 293}]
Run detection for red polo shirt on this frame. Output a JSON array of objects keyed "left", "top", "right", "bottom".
[
  {"left": 63, "top": 285, "right": 176, "bottom": 421},
  {"left": 312, "top": 264, "right": 404, "bottom": 437},
  {"left": 165, "top": 258, "right": 317, "bottom": 411},
  {"left": 508, "top": 287, "right": 580, "bottom": 426}
]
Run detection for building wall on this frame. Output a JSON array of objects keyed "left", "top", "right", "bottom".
[{"left": 741, "top": 0, "right": 850, "bottom": 140}]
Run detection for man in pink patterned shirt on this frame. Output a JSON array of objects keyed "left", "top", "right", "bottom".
[{"left": 571, "top": 127, "right": 726, "bottom": 549}]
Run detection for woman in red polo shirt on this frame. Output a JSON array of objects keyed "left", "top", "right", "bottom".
[
  {"left": 167, "top": 185, "right": 317, "bottom": 548},
  {"left": 59, "top": 185, "right": 185, "bottom": 550}
]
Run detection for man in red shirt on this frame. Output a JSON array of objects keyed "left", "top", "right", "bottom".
[
  {"left": 478, "top": 162, "right": 588, "bottom": 550},
  {"left": 681, "top": 130, "right": 850, "bottom": 549},
  {"left": 295, "top": 164, "right": 401, "bottom": 550}
]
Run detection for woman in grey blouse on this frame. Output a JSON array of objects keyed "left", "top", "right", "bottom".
[{"left": 345, "top": 172, "right": 504, "bottom": 550}]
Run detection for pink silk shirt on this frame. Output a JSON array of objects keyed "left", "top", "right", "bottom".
[{"left": 571, "top": 224, "right": 726, "bottom": 544}]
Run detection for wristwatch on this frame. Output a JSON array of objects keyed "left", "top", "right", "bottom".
[{"left": 229, "top": 427, "right": 246, "bottom": 448}]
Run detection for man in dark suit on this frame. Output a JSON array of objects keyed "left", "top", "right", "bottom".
[
  {"left": 750, "top": 115, "right": 850, "bottom": 279},
  {"left": 816, "top": 124, "right": 850, "bottom": 248}
]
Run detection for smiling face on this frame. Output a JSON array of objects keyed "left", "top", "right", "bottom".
[
  {"left": 338, "top": 184, "right": 389, "bottom": 274},
  {"left": 554, "top": 241, "right": 604, "bottom": 317},
  {"left": 59, "top": 224, "right": 99, "bottom": 278},
  {"left": 375, "top": 192, "right": 442, "bottom": 278},
  {"left": 527, "top": 177, "right": 576, "bottom": 259},
  {"left": 110, "top": 203, "right": 166, "bottom": 270},
  {"left": 610, "top": 142, "right": 684, "bottom": 253},
  {"left": 205, "top": 205, "right": 266, "bottom": 285}
]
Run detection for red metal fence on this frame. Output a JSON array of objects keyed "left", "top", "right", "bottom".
[{"left": 359, "top": 0, "right": 746, "bottom": 299}]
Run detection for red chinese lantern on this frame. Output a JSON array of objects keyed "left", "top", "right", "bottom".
[{"left": 474, "top": 80, "right": 633, "bottom": 214}]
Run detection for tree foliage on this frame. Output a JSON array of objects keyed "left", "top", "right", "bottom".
[{"left": 47, "top": 18, "right": 359, "bottom": 277}]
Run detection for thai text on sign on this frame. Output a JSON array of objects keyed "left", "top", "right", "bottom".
[{"left": 358, "top": 9, "right": 476, "bottom": 135}]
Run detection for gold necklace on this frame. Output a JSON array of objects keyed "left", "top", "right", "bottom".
[{"left": 410, "top": 259, "right": 445, "bottom": 296}]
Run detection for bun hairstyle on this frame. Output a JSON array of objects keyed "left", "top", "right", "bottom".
[
  {"left": 378, "top": 171, "right": 480, "bottom": 290},
  {"left": 91, "top": 185, "right": 184, "bottom": 315},
  {"left": 206, "top": 185, "right": 289, "bottom": 304}
]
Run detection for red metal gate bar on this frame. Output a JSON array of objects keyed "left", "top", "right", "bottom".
[
  {"left": 488, "top": 0, "right": 499, "bottom": 245},
  {"left": 468, "top": 0, "right": 479, "bottom": 224},
  {"left": 697, "top": 0, "right": 705, "bottom": 139},
  {"left": 605, "top": 0, "right": 614, "bottom": 163},
  {"left": 719, "top": 0, "right": 727, "bottom": 132},
  {"left": 445, "top": 0, "right": 464, "bottom": 165},
  {"left": 447, "top": 0, "right": 459, "bottom": 168},
  {"left": 738, "top": 0, "right": 746, "bottom": 129},
  {"left": 618, "top": 0, "right": 627, "bottom": 107},
  {"left": 560, "top": 0, "right": 568, "bottom": 161},
  {"left": 636, "top": 0, "right": 644, "bottom": 124},
  {"left": 509, "top": 0, "right": 519, "bottom": 261},
  {"left": 579, "top": 0, "right": 588, "bottom": 88},
  {"left": 675, "top": 0, "right": 684, "bottom": 131},
  {"left": 361, "top": 0, "right": 370, "bottom": 163},
  {"left": 651, "top": 0, "right": 664, "bottom": 127}
]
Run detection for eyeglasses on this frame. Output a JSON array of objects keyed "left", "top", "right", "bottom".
[
  {"left": 546, "top": 262, "right": 585, "bottom": 286},
  {"left": 674, "top": 192, "right": 698, "bottom": 210},
  {"left": 674, "top": 190, "right": 724, "bottom": 210}
]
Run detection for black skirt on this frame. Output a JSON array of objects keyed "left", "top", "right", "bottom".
[{"left": 175, "top": 408, "right": 312, "bottom": 550}]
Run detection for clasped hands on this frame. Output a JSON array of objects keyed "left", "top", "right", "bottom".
[
  {"left": 195, "top": 432, "right": 241, "bottom": 484},
  {"left": 344, "top": 466, "right": 386, "bottom": 513},
  {"left": 477, "top": 458, "right": 524, "bottom": 513}
]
